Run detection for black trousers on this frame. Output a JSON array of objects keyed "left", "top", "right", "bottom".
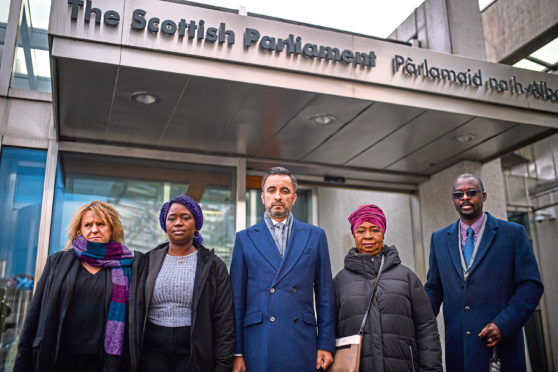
[
  {"left": 56, "top": 353, "right": 102, "bottom": 372},
  {"left": 140, "top": 321, "right": 191, "bottom": 372}
]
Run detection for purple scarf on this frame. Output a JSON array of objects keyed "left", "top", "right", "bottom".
[{"left": 73, "top": 235, "right": 134, "bottom": 356}]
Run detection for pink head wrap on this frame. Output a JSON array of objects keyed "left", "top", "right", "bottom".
[{"left": 348, "top": 204, "right": 387, "bottom": 235}]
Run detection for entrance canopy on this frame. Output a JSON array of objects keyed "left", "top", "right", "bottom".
[{"left": 49, "top": 0, "right": 558, "bottom": 191}]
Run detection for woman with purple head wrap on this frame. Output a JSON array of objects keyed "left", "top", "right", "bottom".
[
  {"left": 159, "top": 195, "right": 204, "bottom": 245},
  {"left": 129, "top": 195, "right": 235, "bottom": 372},
  {"left": 333, "top": 204, "right": 442, "bottom": 371}
]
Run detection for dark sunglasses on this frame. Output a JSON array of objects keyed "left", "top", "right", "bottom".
[{"left": 452, "top": 190, "right": 483, "bottom": 200}]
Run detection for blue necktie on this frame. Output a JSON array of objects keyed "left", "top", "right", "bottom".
[{"left": 463, "top": 227, "right": 475, "bottom": 267}]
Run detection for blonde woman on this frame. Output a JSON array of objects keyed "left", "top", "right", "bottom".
[{"left": 15, "top": 201, "right": 134, "bottom": 372}]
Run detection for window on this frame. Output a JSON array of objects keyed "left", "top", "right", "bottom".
[
  {"left": 0, "top": 0, "right": 12, "bottom": 68},
  {"left": 513, "top": 38, "right": 558, "bottom": 75},
  {"left": 11, "top": 0, "right": 51, "bottom": 92},
  {"left": 49, "top": 153, "right": 237, "bottom": 264},
  {"left": 0, "top": 146, "right": 47, "bottom": 371}
]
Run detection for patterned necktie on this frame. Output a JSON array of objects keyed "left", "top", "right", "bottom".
[
  {"left": 275, "top": 222, "right": 285, "bottom": 257},
  {"left": 463, "top": 227, "right": 475, "bottom": 267}
]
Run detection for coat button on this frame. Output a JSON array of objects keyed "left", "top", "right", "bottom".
[
  {"left": 291, "top": 287, "right": 296, "bottom": 293},
  {"left": 464, "top": 306, "right": 471, "bottom": 312},
  {"left": 270, "top": 316, "right": 276, "bottom": 322},
  {"left": 466, "top": 331, "right": 471, "bottom": 337},
  {"left": 269, "top": 288, "right": 275, "bottom": 293},
  {"left": 293, "top": 317, "right": 299, "bottom": 323}
]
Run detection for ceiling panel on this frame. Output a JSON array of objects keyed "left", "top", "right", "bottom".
[
  {"left": 57, "top": 59, "right": 118, "bottom": 139},
  {"left": 441, "top": 124, "right": 553, "bottom": 166},
  {"left": 106, "top": 66, "right": 189, "bottom": 145},
  {"left": 346, "top": 110, "right": 473, "bottom": 169},
  {"left": 53, "top": 55, "right": 557, "bottom": 189},
  {"left": 212, "top": 85, "right": 315, "bottom": 154},
  {"left": 386, "top": 117, "right": 515, "bottom": 173},
  {"left": 253, "top": 94, "right": 372, "bottom": 160},
  {"left": 160, "top": 76, "right": 254, "bottom": 151},
  {"left": 302, "top": 102, "right": 425, "bottom": 164}
]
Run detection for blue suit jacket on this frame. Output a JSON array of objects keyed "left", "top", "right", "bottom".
[
  {"left": 425, "top": 213, "right": 543, "bottom": 372},
  {"left": 230, "top": 218, "right": 336, "bottom": 372}
]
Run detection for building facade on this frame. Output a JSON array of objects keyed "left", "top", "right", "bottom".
[{"left": 0, "top": 0, "right": 556, "bottom": 370}]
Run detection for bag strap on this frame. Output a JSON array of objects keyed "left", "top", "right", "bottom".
[{"left": 359, "top": 254, "right": 385, "bottom": 335}]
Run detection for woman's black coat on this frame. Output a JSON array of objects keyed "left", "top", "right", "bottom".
[
  {"left": 14, "top": 250, "right": 123, "bottom": 372},
  {"left": 128, "top": 242, "right": 235, "bottom": 372},
  {"left": 334, "top": 245, "right": 442, "bottom": 372}
]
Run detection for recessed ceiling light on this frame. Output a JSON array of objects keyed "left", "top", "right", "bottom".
[
  {"left": 309, "top": 114, "right": 337, "bottom": 126},
  {"left": 454, "top": 133, "right": 476, "bottom": 143},
  {"left": 131, "top": 91, "right": 159, "bottom": 105}
]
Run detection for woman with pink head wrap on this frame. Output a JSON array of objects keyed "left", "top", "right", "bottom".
[{"left": 333, "top": 204, "right": 442, "bottom": 371}]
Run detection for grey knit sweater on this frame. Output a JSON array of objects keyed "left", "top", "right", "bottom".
[{"left": 148, "top": 251, "right": 198, "bottom": 327}]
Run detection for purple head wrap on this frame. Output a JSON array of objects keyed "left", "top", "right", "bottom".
[
  {"left": 348, "top": 204, "right": 387, "bottom": 236},
  {"left": 159, "top": 195, "right": 204, "bottom": 245}
]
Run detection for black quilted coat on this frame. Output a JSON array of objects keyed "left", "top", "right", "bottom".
[{"left": 334, "top": 245, "right": 442, "bottom": 372}]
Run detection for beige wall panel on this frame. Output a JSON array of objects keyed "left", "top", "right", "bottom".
[{"left": 3, "top": 99, "right": 54, "bottom": 141}]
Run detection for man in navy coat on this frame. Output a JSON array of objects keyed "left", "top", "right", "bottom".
[
  {"left": 231, "top": 166, "right": 335, "bottom": 372},
  {"left": 425, "top": 173, "right": 543, "bottom": 372}
]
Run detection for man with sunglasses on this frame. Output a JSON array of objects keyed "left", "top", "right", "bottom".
[{"left": 425, "top": 173, "right": 543, "bottom": 372}]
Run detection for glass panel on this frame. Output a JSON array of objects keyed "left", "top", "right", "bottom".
[
  {"left": 11, "top": 0, "right": 51, "bottom": 92},
  {"left": 506, "top": 174, "right": 529, "bottom": 206},
  {"left": 0, "top": 146, "right": 47, "bottom": 371},
  {"left": 0, "top": 0, "right": 11, "bottom": 68},
  {"left": 246, "top": 187, "right": 312, "bottom": 226},
  {"left": 525, "top": 310, "right": 549, "bottom": 372},
  {"left": 513, "top": 59, "right": 546, "bottom": 72},
  {"left": 530, "top": 37, "right": 558, "bottom": 66},
  {"left": 534, "top": 140, "right": 557, "bottom": 182},
  {"left": 49, "top": 153, "right": 236, "bottom": 264}
]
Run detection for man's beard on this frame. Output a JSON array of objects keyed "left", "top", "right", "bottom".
[{"left": 267, "top": 207, "right": 290, "bottom": 219}]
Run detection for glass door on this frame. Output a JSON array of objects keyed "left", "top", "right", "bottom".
[{"left": 49, "top": 152, "right": 236, "bottom": 264}]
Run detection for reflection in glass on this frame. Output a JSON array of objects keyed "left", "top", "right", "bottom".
[
  {"left": 49, "top": 153, "right": 236, "bottom": 264},
  {"left": 11, "top": 0, "right": 51, "bottom": 92},
  {"left": 0, "top": 146, "right": 47, "bottom": 371},
  {"left": 0, "top": 0, "right": 12, "bottom": 68}
]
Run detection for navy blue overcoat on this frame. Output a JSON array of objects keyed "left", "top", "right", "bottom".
[
  {"left": 425, "top": 213, "right": 543, "bottom": 372},
  {"left": 230, "top": 218, "right": 336, "bottom": 372}
]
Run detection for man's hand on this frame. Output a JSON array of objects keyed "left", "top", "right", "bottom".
[
  {"left": 478, "top": 322, "right": 503, "bottom": 347},
  {"left": 316, "top": 349, "right": 333, "bottom": 370},
  {"left": 233, "top": 356, "right": 247, "bottom": 372}
]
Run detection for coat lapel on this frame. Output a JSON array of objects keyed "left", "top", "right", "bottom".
[
  {"left": 468, "top": 213, "right": 498, "bottom": 278},
  {"left": 272, "top": 218, "right": 310, "bottom": 286},
  {"left": 445, "top": 220, "right": 464, "bottom": 278},
  {"left": 247, "top": 220, "right": 282, "bottom": 271}
]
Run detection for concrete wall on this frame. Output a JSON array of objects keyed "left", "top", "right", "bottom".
[
  {"left": 0, "top": 97, "right": 55, "bottom": 146},
  {"left": 317, "top": 187, "right": 418, "bottom": 277},
  {"left": 389, "top": 0, "right": 487, "bottom": 59},
  {"left": 481, "top": 0, "right": 558, "bottom": 63}
]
